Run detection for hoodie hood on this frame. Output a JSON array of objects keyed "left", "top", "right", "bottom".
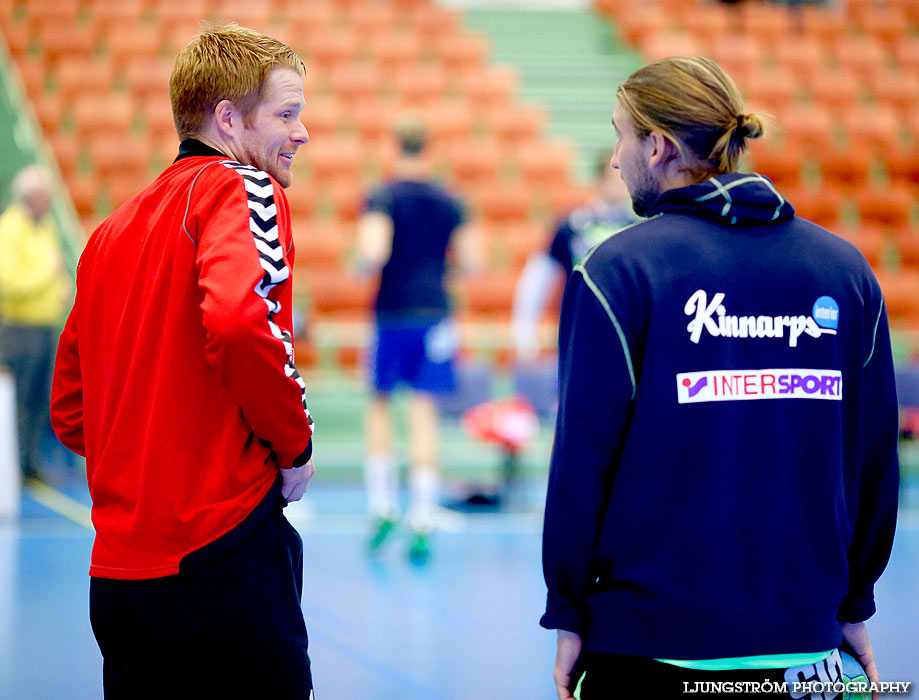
[{"left": 649, "top": 172, "right": 795, "bottom": 226}]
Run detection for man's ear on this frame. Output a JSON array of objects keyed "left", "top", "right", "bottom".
[
  {"left": 213, "top": 99, "right": 238, "bottom": 138},
  {"left": 647, "top": 131, "right": 676, "bottom": 171}
]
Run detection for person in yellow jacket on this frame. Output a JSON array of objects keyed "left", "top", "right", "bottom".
[{"left": 0, "top": 165, "right": 70, "bottom": 480}]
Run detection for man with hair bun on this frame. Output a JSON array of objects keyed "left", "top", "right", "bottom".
[
  {"left": 51, "top": 23, "right": 316, "bottom": 698},
  {"left": 541, "top": 56, "right": 898, "bottom": 699}
]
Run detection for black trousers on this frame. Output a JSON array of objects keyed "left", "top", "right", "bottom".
[
  {"left": 579, "top": 652, "right": 843, "bottom": 699},
  {"left": 90, "top": 505, "right": 312, "bottom": 700},
  {"left": 0, "top": 323, "right": 54, "bottom": 477}
]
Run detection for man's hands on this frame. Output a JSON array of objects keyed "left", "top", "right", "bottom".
[
  {"left": 281, "top": 457, "right": 315, "bottom": 503},
  {"left": 841, "top": 621, "right": 880, "bottom": 700},
  {"left": 554, "top": 630, "right": 583, "bottom": 700}
]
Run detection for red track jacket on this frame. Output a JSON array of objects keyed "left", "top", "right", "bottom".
[{"left": 51, "top": 143, "right": 314, "bottom": 579}]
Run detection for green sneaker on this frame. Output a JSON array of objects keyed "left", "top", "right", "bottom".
[
  {"left": 408, "top": 530, "right": 431, "bottom": 565},
  {"left": 366, "top": 516, "right": 397, "bottom": 553}
]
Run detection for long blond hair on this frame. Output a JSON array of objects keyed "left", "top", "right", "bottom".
[
  {"left": 170, "top": 23, "right": 303, "bottom": 141},
  {"left": 617, "top": 56, "right": 766, "bottom": 179}
]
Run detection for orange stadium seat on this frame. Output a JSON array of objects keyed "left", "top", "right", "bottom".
[
  {"left": 302, "top": 98, "right": 343, "bottom": 141},
  {"left": 87, "top": 134, "right": 153, "bottom": 180},
  {"left": 875, "top": 271, "right": 919, "bottom": 325},
  {"left": 489, "top": 103, "right": 545, "bottom": 149},
  {"left": 87, "top": 0, "right": 147, "bottom": 35},
  {"left": 287, "top": 188, "right": 319, "bottom": 220},
  {"left": 884, "top": 146, "right": 919, "bottom": 188},
  {"left": 473, "top": 184, "right": 532, "bottom": 226},
  {"left": 369, "top": 33, "right": 423, "bottom": 74},
  {"left": 123, "top": 58, "right": 173, "bottom": 103},
  {"left": 893, "top": 37, "right": 919, "bottom": 75},
  {"left": 895, "top": 232, "right": 919, "bottom": 271},
  {"left": 818, "top": 145, "right": 874, "bottom": 193},
  {"left": 436, "top": 33, "right": 489, "bottom": 73},
  {"left": 31, "top": 91, "right": 67, "bottom": 136},
  {"left": 326, "top": 180, "right": 364, "bottom": 223},
  {"left": 708, "top": 35, "right": 764, "bottom": 86},
  {"left": 22, "top": 0, "right": 80, "bottom": 29},
  {"left": 282, "top": 1, "right": 336, "bottom": 34},
  {"left": 447, "top": 142, "right": 501, "bottom": 188},
  {"left": 211, "top": 0, "right": 274, "bottom": 32},
  {"left": 46, "top": 131, "right": 80, "bottom": 180},
  {"left": 837, "top": 224, "right": 888, "bottom": 269},
  {"left": 798, "top": 5, "right": 848, "bottom": 51},
  {"left": 855, "top": 185, "right": 915, "bottom": 230},
  {"left": 55, "top": 57, "right": 116, "bottom": 103},
  {"left": 36, "top": 20, "right": 97, "bottom": 64},
  {"left": 67, "top": 173, "right": 102, "bottom": 218},
  {"left": 859, "top": 5, "right": 910, "bottom": 48},
  {"left": 833, "top": 36, "right": 888, "bottom": 83},
  {"left": 738, "top": 2, "right": 793, "bottom": 46},
  {"left": 614, "top": 4, "right": 670, "bottom": 48},
  {"left": 746, "top": 139, "right": 805, "bottom": 190},
  {"left": 841, "top": 103, "right": 902, "bottom": 157},
  {"left": 681, "top": 4, "right": 732, "bottom": 53},
  {"left": 14, "top": 57, "right": 49, "bottom": 101},
  {"left": 461, "top": 65, "right": 518, "bottom": 115},
  {"left": 771, "top": 36, "right": 827, "bottom": 88},
  {"left": 784, "top": 184, "right": 845, "bottom": 229},
  {"left": 154, "top": 0, "right": 213, "bottom": 41},
  {"left": 457, "top": 272, "right": 517, "bottom": 319},
  {"left": 776, "top": 103, "right": 836, "bottom": 155},
  {"left": 348, "top": 2, "right": 396, "bottom": 36},
  {"left": 640, "top": 33, "right": 703, "bottom": 63},
  {"left": 329, "top": 64, "right": 381, "bottom": 109},
  {"left": 292, "top": 228, "right": 345, "bottom": 270},
  {"left": 304, "top": 270, "right": 374, "bottom": 317},
  {"left": 302, "top": 30, "right": 358, "bottom": 73},
  {"left": 743, "top": 66, "right": 799, "bottom": 116},
  {"left": 138, "top": 98, "right": 178, "bottom": 142},
  {"left": 394, "top": 66, "right": 448, "bottom": 109},
  {"left": 1, "top": 20, "right": 32, "bottom": 59},
  {"left": 545, "top": 182, "right": 597, "bottom": 218},
  {"left": 516, "top": 142, "right": 572, "bottom": 190},
  {"left": 410, "top": 4, "right": 460, "bottom": 43},
  {"left": 72, "top": 93, "right": 136, "bottom": 139},
  {"left": 803, "top": 66, "right": 864, "bottom": 117},
  {"left": 303, "top": 138, "right": 363, "bottom": 184},
  {"left": 504, "top": 223, "right": 550, "bottom": 270},
  {"left": 422, "top": 102, "right": 474, "bottom": 150},
  {"left": 350, "top": 102, "right": 399, "bottom": 147},
  {"left": 105, "top": 23, "right": 166, "bottom": 67},
  {"left": 870, "top": 69, "right": 919, "bottom": 119}
]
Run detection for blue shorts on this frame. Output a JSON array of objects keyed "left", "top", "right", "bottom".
[{"left": 370, "top": 318, "right": 457, "bottom": 394}]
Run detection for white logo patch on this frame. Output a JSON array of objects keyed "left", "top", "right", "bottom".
[
  {"left": 677, "top": 369, "right": 842, "bottom": 404},
  {"left": 684, "top": 290, "right": 838, "bottom": 348}
]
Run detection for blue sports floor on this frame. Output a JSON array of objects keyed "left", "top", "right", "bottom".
[{"left": 1, "top": 476, "right": 917, "bottom": 699}]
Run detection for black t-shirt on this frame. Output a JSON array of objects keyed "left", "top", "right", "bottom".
[
  {"left": 366, "top": 180, "right": 465, "bottom": 320},
  {"left": 548, "top": 200, "right": 636, "bottom": 278}
]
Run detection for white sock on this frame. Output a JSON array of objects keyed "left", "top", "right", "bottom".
[
  {"left": 407, "top": 468, "right": 440, "bottom": 532},
  {"left": 365, "top": 453, "right": 399, "bottom": 519}
]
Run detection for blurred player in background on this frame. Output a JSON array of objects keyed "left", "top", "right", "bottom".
[
  {"left": 541, "top": 56, "right": 899, "bottom": 699},
  {"left": 0, "top": 164, "right": 70, "bottom": 481},
  {"left": 511, "top": 151, "right": 637, "bottom": 363},
  {"left": 356, "top": 118, "right": 479, "bottom": 564},
  {"left": 50, "top": 24, "right": 316, "bottom": 699}
]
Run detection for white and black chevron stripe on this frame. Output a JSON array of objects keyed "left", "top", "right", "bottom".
[{"left": 220, "top": 161, "right": 314, "bottom": 431}]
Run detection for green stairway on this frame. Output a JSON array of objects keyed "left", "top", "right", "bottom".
[{"left": 463, "top": 7, "right": 641, "bottom": 181}]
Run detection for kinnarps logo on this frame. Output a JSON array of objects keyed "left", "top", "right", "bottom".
[
  {"left": 676, "top": 369, "right": 843, "bottom": 404},
  {"left": 684, "top": 291, "right": 840, "bottom": 347}
]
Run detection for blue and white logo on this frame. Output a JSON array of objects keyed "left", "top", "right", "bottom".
[{"left": 812, "top": 296, "right": 839, "bottom": 332}]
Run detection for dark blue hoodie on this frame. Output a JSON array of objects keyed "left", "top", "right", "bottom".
[{"left": 540, "top": 172, "right": 900, "bottom": 660}]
